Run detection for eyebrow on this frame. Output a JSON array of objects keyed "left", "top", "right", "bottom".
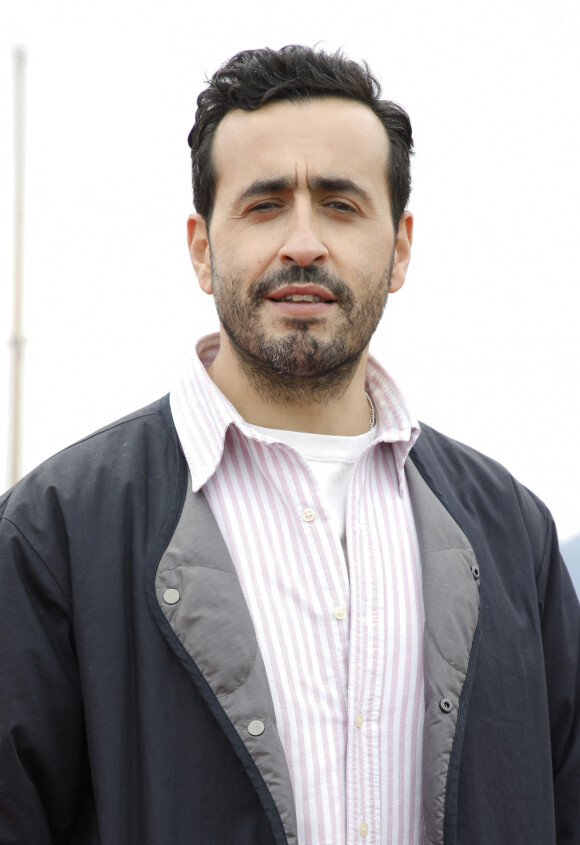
[
  {"left": 236, "top": 178, "right": 294, "bottom": 205},
  {"left": 235, "top": 175, "right": 374, "bottom": 207},
  {"left": 309, "top": 176, "right": 373, "bottom": 206}
]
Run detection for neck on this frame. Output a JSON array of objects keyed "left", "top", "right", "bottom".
[{"left": 207, "top": 331, "right": 373, "bottom": 435}]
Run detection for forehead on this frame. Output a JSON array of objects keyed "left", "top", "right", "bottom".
[{"left": 211, "top": 98, "right": 390, "bottom": 203}]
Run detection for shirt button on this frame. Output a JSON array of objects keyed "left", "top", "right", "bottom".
[
  {"left": 333, "top": 605, "right": 347, "bottom": 620},
  {"left": 356, "top": 713, "right": 364, "bottom": 728},
  {"left": 247, "top": 720, "right": 265, "bottom": 736},
  {"left": 359, "top": 821, "right": 369, "bottom": 837},
  {"left": 302, "top": 507, "right": 315, "bottom": 522},
  {"left": 163, "top": 588, "right": 180, "bottom": 605}
]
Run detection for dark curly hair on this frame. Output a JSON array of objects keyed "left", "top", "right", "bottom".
[{"left": 187, "top": 45, "right": 414, "bottom": 228}]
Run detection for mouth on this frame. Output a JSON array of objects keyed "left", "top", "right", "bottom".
[
  {"left": 274, "top": 293, "right": 326, "bottom": 302},
  {"left": 266, "top": 285, "right": 337, "bottom": 305}
]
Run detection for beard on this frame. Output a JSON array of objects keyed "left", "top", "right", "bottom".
[{"left": 210, "top": 254, "right": 394, "bottom": 404}]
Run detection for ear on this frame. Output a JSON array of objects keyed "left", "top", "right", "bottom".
[
  {"left": 389, "top": 210, "right": 413, "bottom": 293},
  {"left": 187, "top": 213, "right": 212, "bottom": 294}
]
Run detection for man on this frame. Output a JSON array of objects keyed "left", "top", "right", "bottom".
[{"left": 0, "top": 45, "right": 578, "bottom": 845}]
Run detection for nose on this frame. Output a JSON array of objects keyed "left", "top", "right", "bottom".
[{"left": 277, "top": 207, "right": 328, "bottom": 267}]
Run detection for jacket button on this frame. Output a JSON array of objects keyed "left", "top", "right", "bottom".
[
  {"left": 163, "top": 588, "right": 180, "bottom": 605},
  {"left": 440, "top": 698, "right": 454, "bottom": 713},
  {"left": 248, "top": 720, "right": 265, "bottom": 736},
  {"left": 471, "top": 564, "right": 480, "bottom": 580}
]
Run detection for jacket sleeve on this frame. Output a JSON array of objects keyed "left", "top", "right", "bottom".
[
  {"left": 536, "top": 509, "right": 580, "bottom": 843},
  {"left": 0, "top": 502, "right": 87, "bottom": 844}
]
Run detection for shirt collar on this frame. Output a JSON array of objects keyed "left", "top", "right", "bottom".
[
  {"left": 170, "top": 332, "right": 420, "bottom": 494},
  {"left": 365, "top": 354, "right": 421, "bottom": 493}
]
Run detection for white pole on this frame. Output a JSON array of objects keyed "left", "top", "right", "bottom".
[{"left": 10, "top": 47, "right": 26, "bottom": 486}]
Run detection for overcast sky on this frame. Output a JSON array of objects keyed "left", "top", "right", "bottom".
[{"left": 1, "top": 0, "right": 579, "bottom": 540}]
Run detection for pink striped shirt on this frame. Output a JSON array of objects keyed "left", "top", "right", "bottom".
[{"left": 171, "top": 333, "right": 424, "bottom": 845}]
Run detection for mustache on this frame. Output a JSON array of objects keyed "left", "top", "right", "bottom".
[{"left": 249, "top": 265, "right": 354, "bottom": 305}]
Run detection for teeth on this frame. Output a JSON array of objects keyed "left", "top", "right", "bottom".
[{"left": 282, "top": 294, "right": 322, "bottom": 302}]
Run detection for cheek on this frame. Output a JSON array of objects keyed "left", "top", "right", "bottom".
[
  {"left": 362, "top": 234, "right": 394, "bottom": 263},
  {"left": 335, "top": 227, "right": 392, "bottom": 266},
  {"left": 213, "top": 236, "right": 272, "bottom": 279}
]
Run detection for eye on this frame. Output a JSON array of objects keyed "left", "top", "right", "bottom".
[
  {"left": 324, "top": 200, "right": 358, "bottom": 214},
  {"left": 248, "top": 200, "right": 283, "bottom": 213}
]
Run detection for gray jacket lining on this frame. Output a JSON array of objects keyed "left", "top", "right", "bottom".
[{"left": 155, "top": 483, "right": 298, "bottom": 845}]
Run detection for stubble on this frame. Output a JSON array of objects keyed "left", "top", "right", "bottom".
[{"left": 211, "top": 258, "right": 394, "bottom": 405}]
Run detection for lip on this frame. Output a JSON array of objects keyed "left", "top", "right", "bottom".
[
  {"left": 267, "top": 299, "right": 335, "bottom": 317},
  {"left": 266, "top": 284, "right": 336, "bottom": 303}
]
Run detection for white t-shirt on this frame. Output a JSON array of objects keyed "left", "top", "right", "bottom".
[{"left": 251, "top": 422, "right": 378, "bottom": 562}]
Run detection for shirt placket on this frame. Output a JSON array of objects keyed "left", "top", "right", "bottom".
[
  {"left": 272, "top": 444, "right": 351, "bottom": 843},
  {"left": 345, "top": 452, "right": 385, "bottom": 845}
]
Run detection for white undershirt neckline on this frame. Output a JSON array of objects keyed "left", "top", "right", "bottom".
[{"left": 250, "top": 422, "right": 379, "bottom": 559}]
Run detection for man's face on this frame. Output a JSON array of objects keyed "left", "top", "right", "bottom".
[{"left": 189, "top": 98, "right": 412, "bottom": 388}]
